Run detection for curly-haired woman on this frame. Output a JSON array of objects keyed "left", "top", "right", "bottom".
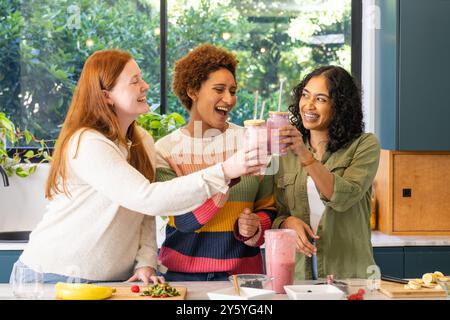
[
  {"left": 274, "top": 66, "right": 381, "bottom": 280},
  {"left": 155, "top": 44, "right": 277, "bottom": 281}
]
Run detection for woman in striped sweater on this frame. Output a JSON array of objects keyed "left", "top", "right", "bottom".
[{"left": 155, "top": 44, "right": 277, "bottom": 281}]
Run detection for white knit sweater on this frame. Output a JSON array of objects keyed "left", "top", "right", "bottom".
[{"left": 20, "top": 127, "right": 229, "bottom": 281}]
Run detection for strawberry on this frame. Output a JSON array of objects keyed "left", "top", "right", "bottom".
[
  {"left": 347, "top": 293, "right": 364, "bottom": 300},
  {"left": 131, "top": 285, "right": 140, "bottom": 293}
]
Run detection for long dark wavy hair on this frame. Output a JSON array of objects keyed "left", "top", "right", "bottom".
[{"left": 288, "top": 66, "right": 364, "bottom": 153}]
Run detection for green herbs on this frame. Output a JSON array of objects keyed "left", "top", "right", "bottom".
[
  {"left": 136, "top": 110, "right": 185, "bottom": 141},
  {"left": 141, "top": 283, "right": 180, "bottom": 298}
]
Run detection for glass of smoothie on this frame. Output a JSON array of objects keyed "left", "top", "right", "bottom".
[
  {"left": 267, "top": 111, "right": 290, "bottom": 156},
  {"left": 244, "top": 119, "right": 268, "bottom": 174},
  {"left": 264, "top": 229, "right": 296, "bottom": 293}
]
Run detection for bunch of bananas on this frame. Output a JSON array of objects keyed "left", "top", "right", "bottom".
[{"left": 55, "top": 282, "right": 116, "bottom": 300}]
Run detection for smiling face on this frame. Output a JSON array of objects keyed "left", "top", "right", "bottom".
[
  {"left": 299, "top": 75, "right": 333, "bottom": 132},
  {"left": 188, "top": 68, "right": 237, "bottom": 132},
  {"left": 106, "top": 59, "right": 150, "bottom": 125}
]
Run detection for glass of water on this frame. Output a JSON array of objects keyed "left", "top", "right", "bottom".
[{"left": 11, "top": 263, "right": 44, "bottom": 299}]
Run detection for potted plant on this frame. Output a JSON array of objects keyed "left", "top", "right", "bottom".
[
  {"left": 0, "top": 112, "right": 52, "bottom": 178},
  {"left": 136, "top": 105, "right": 186, "bottom": 141}
]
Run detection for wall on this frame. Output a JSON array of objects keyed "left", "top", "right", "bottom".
[
  {"left": 0, "top": 164, "right": 50, "bottom": 232},
  {"left": 0, "top": 164, "right": 167, "bottom": 246}
]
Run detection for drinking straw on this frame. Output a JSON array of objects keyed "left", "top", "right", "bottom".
[
  {"left": 253, "top": 90, "right": 259, "bottom": 120},
  {"left": 259, "top": 100, "right": 265, "bottom": 120},
  {"left": 277, "top": 79, "right": 284, "bottom": 112}
]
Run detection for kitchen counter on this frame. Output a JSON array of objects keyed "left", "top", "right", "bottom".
[
  {"left": 371, "top": 231, "right": 450, "bottom": 247},
  {"left": 3, "top": 231, "right": 450, "bottom": 251},
  {"left": 0, "top": 243, "right": 28, "bottom": 251},
  {"left": 0, "top": 280, "right": 447, "bottom": 300}
]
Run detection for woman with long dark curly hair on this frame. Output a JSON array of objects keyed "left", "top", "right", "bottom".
[{"left": 273, "top": 66, "right": 381, "bottom": 280}]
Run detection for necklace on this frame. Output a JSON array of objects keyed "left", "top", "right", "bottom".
[{"left": 309, "top": 140, "right": 328, "bottom": 160}]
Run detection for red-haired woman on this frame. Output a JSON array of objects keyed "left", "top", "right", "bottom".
[{"left": 11, "top": 49, "right": 265, "bottom": 284}]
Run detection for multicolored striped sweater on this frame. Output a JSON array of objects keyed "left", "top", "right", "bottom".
[{"left": 155, "top": 123, "right": 277, "bottom": 275}]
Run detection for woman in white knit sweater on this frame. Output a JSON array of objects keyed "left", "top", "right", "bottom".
[{"left": 12, "top": 49, "right": 265, "bottom": 284}]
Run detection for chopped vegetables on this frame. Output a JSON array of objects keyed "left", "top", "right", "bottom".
[{"left": 141, "top": 283, "right": 180, "bottom": 298}]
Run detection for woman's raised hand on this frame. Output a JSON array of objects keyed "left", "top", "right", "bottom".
[
  {"left": 221, "top": 144, "right": 268, "bottom": 180},
  {"left": 278, "top": 125, "right": 307, "bottom": 156}
]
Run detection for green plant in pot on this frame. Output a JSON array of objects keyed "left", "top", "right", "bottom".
[
  {"left": 0, "top": 112, "right": 52, "bottom": 178},
  {"left": 136, "top": 105, "right": 186, "bottom": 141}
]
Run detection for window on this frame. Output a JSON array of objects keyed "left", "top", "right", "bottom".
[
  {"left": 0, "top": 0, "right": 354, "bottom": 142},
  {"left": 0, "top": 0, "right": 161, "bottom": 143},
  {"left": 167, "top": 0, "right": 352, "bottom": 125}
]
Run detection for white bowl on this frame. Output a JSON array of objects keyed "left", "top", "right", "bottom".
[
  {"left": 207, "top": 287, "right": 276, "bottom": 300},
  {"left": 284, "top": 285, "right": 345, "bottom": 300}
]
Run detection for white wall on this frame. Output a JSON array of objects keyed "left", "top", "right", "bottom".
[
  {"left": 0, "top": 163, "right": 167, "bottom": 246},
  {"left": 0, "top": 164, "right": 50, "bottom": 232}
]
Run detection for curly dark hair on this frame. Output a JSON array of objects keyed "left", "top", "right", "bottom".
[
  {"left": 172, "top": 43, "right": 239, "bottom": 110},
  {"left": 288, "top": 66, "right": 364, "bottom": 153}
]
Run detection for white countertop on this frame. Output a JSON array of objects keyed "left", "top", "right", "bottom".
[
  {"left": 0, "top": 242, "right": 28, "bottom": 251},
  {"left": 2, "top": 231, "right": 450, "bottom": 251},
  {"left": 1, "top": 280, "right": 445, "bottom": 300},
  {"left": 370, "top": 231, "right": 450, "bottom": 247}
]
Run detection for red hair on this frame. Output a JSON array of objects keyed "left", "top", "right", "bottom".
[{"left": 46, "top": 49, "right": 154, "bottom": 199}]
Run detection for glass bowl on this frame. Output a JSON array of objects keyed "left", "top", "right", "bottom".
[
  {"left": 228, "top": 274, "right": 272, "bottom": 289},
  {"left": 436, "top": 278, "right": 450, "bottom": 299}
]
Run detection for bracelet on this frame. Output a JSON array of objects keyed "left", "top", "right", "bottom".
[{"left": 301, "top": 154, "right": 317, "bottom": 167}]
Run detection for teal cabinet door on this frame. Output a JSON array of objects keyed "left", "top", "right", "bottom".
[
  {"left": 397, "top": 0, "right": 450, "bottom": 150},
  {"left": 0, "top": 251, "right": 22, "bottom": 283},
  {"left": 373, "top": 247, "right": 404, "bottom": 278},
  {"left": 375, "top": 0, "right": 450, "bottom": 151},
  {"left": 404, "top": 246, "right": 450, "bottom": 278}
]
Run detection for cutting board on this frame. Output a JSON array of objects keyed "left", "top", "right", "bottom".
[
  {"left": 108, "top": 286, "right": 187, "bottom": 300},
  {"left": 379, "top": 280, "right": 446, "bottom": 298}
]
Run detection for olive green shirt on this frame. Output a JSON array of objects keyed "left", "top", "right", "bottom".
[{"left": 273, "top": 133, "right": 381, "bottom": 280}]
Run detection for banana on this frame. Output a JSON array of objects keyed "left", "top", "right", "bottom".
[
  {"left": 406, "top": 280, "right": 421, "bottom": 290},
  {"left": 55, "top": 282, "right": 116, "bottom": 300},
  {"left": 422, "top": 273, "right": 434, "bottom": 285},
  {"left": 433, "top": 271, "right": 444, "bottom": 282}
]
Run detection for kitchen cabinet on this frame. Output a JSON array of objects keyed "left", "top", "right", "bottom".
[
  {"left": 372, "top": 247, "right": 404, "bottom": 278},
  {"left": 404, "top": 247, "right": 450, "bottom": 278},
  {"left": 373, "top": 246, "right": 450, "bottom": 278},
  {"left": 0, "top": 250, "right": 21, "bottom": 283},
  {"left": 375, "top": 150, "right": 450, "bottom": 235},
  {"left": 375, "top": 0, "right": 450, "bottom": 150}
]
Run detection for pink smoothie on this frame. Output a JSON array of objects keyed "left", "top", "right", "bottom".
[
  {"left": 244, "top": 119, "right": 266, "bottom": 149},
  {"left": 266, "top": 262, "right": 296, "bottom": 293},
  {"left": 267, "top": 111, "right": 290, "bottom": 156},
  {"left": 244, "top": 119, "right": 268, "bottom": 173},
  {"left": 264, "top": 229, "right": 296, "bottom": 294}
]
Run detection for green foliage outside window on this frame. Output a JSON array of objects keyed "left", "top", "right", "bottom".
[{"left": 0, "top": 0, "right": 351, "bottom": 141}]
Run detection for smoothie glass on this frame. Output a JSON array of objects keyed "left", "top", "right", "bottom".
[
  {"left": 267, "top": 111, "right": 290, "bottom": 156},
  {"left": 244, "top": 119, "right": 268, "bottom": 174},
  {"left": 264, "top": 229, "right": 296, "bottom": 293}
]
